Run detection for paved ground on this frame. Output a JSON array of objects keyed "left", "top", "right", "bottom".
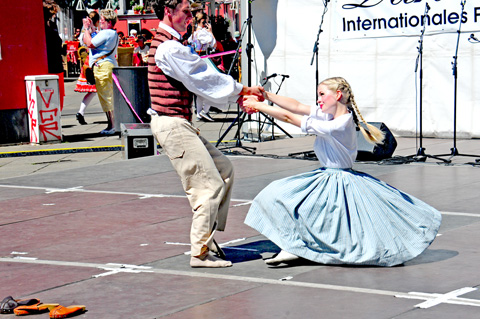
[{"left": 1, "top": 80, "right": 480, "bottom": 318}]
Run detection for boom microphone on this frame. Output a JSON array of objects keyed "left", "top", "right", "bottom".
[
  {"left": 468, "top": 33, "right": 480, "bottom": 43},
  {"left": 263, "top": 73, "right": 277, "bottom": 80}
]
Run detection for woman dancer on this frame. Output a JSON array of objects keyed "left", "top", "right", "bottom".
[
  {"left": 242, "top": 77, "right": 441, "bottom": 267},
  {"left": 74, "top": 48, "right": 96, "bottom": 125},
  {"left": 75, "top": 11, "right": 99, "bottom": 125}
]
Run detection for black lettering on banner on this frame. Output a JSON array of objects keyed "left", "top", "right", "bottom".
[
  {"left": 448, "top": 12, "right": 460, "bottom": 25},
  {"left": 343, "top": 0, "right": 426, "bottom": 10},
  {"left": 341, "top": 1, "right": 475, "bottom": 33},
  {"left": 343, "top": 0, "right": 383, "bottom": 10}
]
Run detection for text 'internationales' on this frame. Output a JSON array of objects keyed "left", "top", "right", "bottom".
[{"left": 342, "top": 10, "right": 477, "bottom": 33}]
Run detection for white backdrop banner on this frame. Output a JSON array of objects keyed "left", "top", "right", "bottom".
[
  {"left": 244, "top": 0, "right": 480, "bottom": 140},
  {"left": 335, "top": 0, "right": 480, "bottom": 39}
]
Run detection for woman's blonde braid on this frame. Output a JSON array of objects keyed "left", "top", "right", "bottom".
[{"left": 344, "top": 79, "right": 385, "bottom": 145}]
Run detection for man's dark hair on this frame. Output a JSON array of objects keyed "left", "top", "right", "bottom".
[{"left": 152, "top": 0, "right": 183, "bottom": 20}]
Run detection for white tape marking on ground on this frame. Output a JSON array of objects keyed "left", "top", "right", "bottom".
[
  {"left": 1, "top": 256, "right": 480, "bottom": 308},
  {"left": 93, "top": 263, "right": 154, "bottom": 278},
  {"left": 93, "top": 268, "right": 155, "bottom": 278},
  {"left": 218, "top": 238, "right": 246, "bottom": 246},
  {"left": 232, "top": 201, "right": 252, "bottom": 207},
  {"left": 414, "top": 287, "right": 478, "bottom": 308},
  {"left": 396, "top": 292, "right": 480, "bottom": 307},
  {"left": 45, "top": 186, "right": 84, "bottom": 194},
  {"left": 105, "top": 263, "right": 152, "bottom": 270},
  {"left": 166, "top": 238, "right": 251, "bottom": 255},
  {"left": 216, "top": 238, "right": 258, "bottom": 251},
  {"left": 12, "top": 256, "right": 37, "bottom": 260},
  {"left": 280, "top": 276, "right": 293, "bottom": 281},
  {"left": 0, "top": 256, "right": 399, "bottom": 296},
  {"left": 165, "top": 241, "right": 190, "bottom": 246},
  {"left": 219, "top": 247, "right": 258, "bottom": 252},
  {"left": 0, "top": 184, "right": 250, "bottom": 203},
  {"left": 5, "top": 184, "right": 480, "bottom": 212},
  {"left": 6, "top": 184, "right": 480, "bottom": 212},
  {"left": 438, "top": 211, "right": 480, "bottom": 218}
]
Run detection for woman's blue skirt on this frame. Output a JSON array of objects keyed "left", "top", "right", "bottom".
[{"left": 244, "top": 168, "right": 442, "bottom": 266}]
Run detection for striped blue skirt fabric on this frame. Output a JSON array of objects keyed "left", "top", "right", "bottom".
[{"left": 244, "top": 168, "right": 442, "bottom": 266}]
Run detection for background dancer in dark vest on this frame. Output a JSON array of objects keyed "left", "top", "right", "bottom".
[{"left": 148, "top": 0, "right": 265, "bottom": 268}]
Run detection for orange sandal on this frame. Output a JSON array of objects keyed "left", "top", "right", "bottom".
[
  {"left": 49, "top": 305, "right": 86, "bottom": 318},
  {"left": 14, "top": 303, "right": 59, "bottom": 316}
]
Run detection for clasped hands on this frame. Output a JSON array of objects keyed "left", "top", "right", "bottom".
[
  {"left": 82, "top": 17, "right": 93, "bottom": 31},
  {"left": 239, "top": 86, "right": 266, "bottom": 115}
]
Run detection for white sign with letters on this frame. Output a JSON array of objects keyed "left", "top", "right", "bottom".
[
  {"left": 334, "top": 0, "right": 480, "bottom": 39},
  {"left": 247, "top": 0, "right": 480, "bottom": 138}
]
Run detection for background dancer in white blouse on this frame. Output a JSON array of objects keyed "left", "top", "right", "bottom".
[
  {"left": 243, "top": 77, "right": 441, "bottom": 267},
  {"left": 188, "top": 15, "right": 218, "bottom": 122},
  {"left": 188, "top": 14, "right": 216, "bottom": 54}
]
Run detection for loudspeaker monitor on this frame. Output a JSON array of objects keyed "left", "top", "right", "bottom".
[{"left": 356, "top": 122, "right": 397, "bottom": 161}]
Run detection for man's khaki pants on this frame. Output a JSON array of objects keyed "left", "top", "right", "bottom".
[{"left": 151, "top": 115, "right": 234, "bottom": 257}]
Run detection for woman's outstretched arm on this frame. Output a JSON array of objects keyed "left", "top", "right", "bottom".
[
  {"left": 243, "top": 95, "right": 304, "bottom": 128},
  {"left": 263, "top": 92, "right": 311, "bottom": 116}
]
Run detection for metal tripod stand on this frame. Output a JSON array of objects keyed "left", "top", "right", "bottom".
[
  {"left": 216, "top": 0, "right": 292, "bottom": 151},
  {"left": 408, "top": 3, "right": 449, "bottom": 163},
  {"left": 434, "top": 0, "right": 480, "bottom": 162},
  {"left": 215, "top": 2, "right": 256, "bottom": 153},
  {"left": 257, "top": 74, "right": 293, "bottom": 141}
]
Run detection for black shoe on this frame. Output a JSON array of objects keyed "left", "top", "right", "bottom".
[
  {"left": 209, "top": 107, "right": 223, "bottom": 113},
  {"left": 100, "top": 127, "right": 116, "bottom": 135},
  {"left": 199, "top": 110, "right": 214, "bottom": 122},
  {"left": 76, "top": 113, "right": 87, "bottom": 125}
]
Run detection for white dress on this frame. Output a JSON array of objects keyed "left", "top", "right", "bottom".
[{"left": 244, "top": 107, "right": 442, "bottom": 266}]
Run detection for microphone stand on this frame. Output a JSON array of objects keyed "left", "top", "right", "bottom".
[
  {"left": 291, "top": 1, "right": 329, "bottom": 160},
  {"left": 435, "top": 0, "right": 480, "bottom": 162},
  {"left": 258, "top": 74, "right": 293, "bottom": 141},
  {"left": 311, "top": 0, "right": 329, "bottom": 101},
  {"left": 407, "top": 3, "right": 449, "bottom": 163},
  {"left": 215, "top": 13, "right": 256, "bottom": 153},
  {"left": 217, "top": 0, "right": 292, "bottom": 147}
]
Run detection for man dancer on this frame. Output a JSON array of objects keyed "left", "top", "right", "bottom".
[{"left": 148, "top": 0, "right": 264, "bottom": 268}]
